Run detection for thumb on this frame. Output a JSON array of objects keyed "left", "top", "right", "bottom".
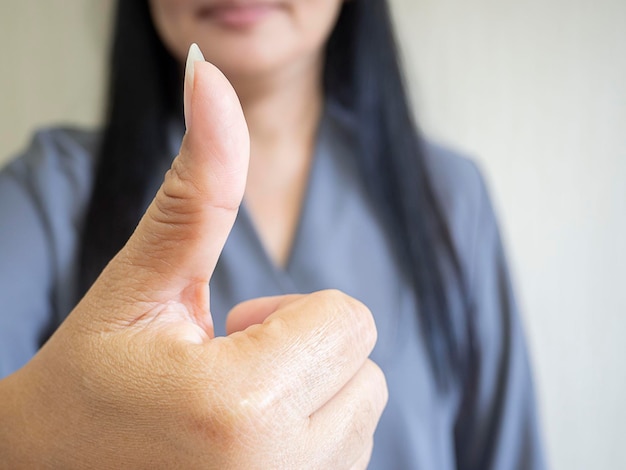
[{"left": 87, "top": 44, "right": 249, "bottom": 327}]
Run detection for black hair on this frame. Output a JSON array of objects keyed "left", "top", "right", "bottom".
[
  {"left": 79, "top": 0, "right": 467, "bottom": 387},
  {"left": 79, "top": 0, "right": 180, "bottom": 289}
]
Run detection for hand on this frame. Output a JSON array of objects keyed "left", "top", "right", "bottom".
[{"left": 0, "top": 45, "right": 387, "bottom": 469}]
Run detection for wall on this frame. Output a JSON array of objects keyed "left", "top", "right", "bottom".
[
  {"left": 1, "top": 1, "right": 625, "bottom": 468},
  {"left": 392, "top": 1, "right": 626, "bottom": 468},
  {"left": 0, "top": 1, "right": 110, "bottom": 159}
]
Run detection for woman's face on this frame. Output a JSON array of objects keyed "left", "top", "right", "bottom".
[{"left": 149, "top": 0, "right": 344, "bottom": 81}]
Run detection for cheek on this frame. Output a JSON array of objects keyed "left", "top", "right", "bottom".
[
  {"left": 149, "top": 0, "right": 196, "bottom": 62},
  {"left": 295, "top": 0, "right": 344, "bottom": 51}
]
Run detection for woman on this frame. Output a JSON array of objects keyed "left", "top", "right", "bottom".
[{"left": 0, "top": 0, "right": 545, "bottom": 468}]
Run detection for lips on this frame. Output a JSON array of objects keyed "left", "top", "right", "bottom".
[{"left": 197, "top": 2, "right": 281, "bottom": 28}]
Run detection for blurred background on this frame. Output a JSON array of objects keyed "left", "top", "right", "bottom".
[{"left": 0, "top": 1, "right": 624, "bottom": 468}]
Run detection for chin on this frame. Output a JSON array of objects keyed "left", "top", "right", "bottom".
[{"left": 197, "top": 42, "right": 293, "bottom": 81}]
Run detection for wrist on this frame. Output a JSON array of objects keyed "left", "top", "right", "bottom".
[
  {"left": 0, "top": 370, "right": 33, "bottom": 465},
  {"left": 0, "top": 364, "right": 67, "bottom": 467}
]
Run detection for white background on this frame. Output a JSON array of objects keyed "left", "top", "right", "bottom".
[{"left": 1, "top": 1, "right": 624, "bottom": 468}]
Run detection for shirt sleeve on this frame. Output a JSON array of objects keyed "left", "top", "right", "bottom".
[
  {"left": 0, "top": 151, "right": 55, "bottom": 377},
  {"left": 0, "top": 129, "right": 96, "bottom": 378},
  {"left": 453, "top": 165, "right": 546, "bottom": 470}
]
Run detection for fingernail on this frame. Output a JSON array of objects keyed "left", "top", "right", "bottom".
[{"left": 184, "top": 43, "right": 206, "bottom": 131}]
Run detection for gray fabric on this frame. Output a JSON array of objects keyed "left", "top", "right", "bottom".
[{"left": 0, "top": 105, "right": 545, "bottom": 469}]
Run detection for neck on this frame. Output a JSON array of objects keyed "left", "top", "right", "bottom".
[
  {"left": 225, "top": 55, "right": 325, "bottom": 267},
  {"left": 230, "top": 55, "right": 324, "bottom": 166}
]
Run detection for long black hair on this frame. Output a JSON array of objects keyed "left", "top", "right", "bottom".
[{"left": 80, "top": 0, "right": 467, "bottom": 387}]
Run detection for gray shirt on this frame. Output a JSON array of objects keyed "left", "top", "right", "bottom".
[{"left": 0, "top": 104, "right": 545, "bottom": 469}]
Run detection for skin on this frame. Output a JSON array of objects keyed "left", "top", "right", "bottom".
[
  {"left": 150, "top": 0, "right": 344, "bottom": 266},
  {"left": 0, "top": 4, "right": 388, "bottom": 468}
]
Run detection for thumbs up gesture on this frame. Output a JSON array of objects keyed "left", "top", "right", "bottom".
[{"left": 0, "top": 45, "right": 387, "bottom": 469}]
